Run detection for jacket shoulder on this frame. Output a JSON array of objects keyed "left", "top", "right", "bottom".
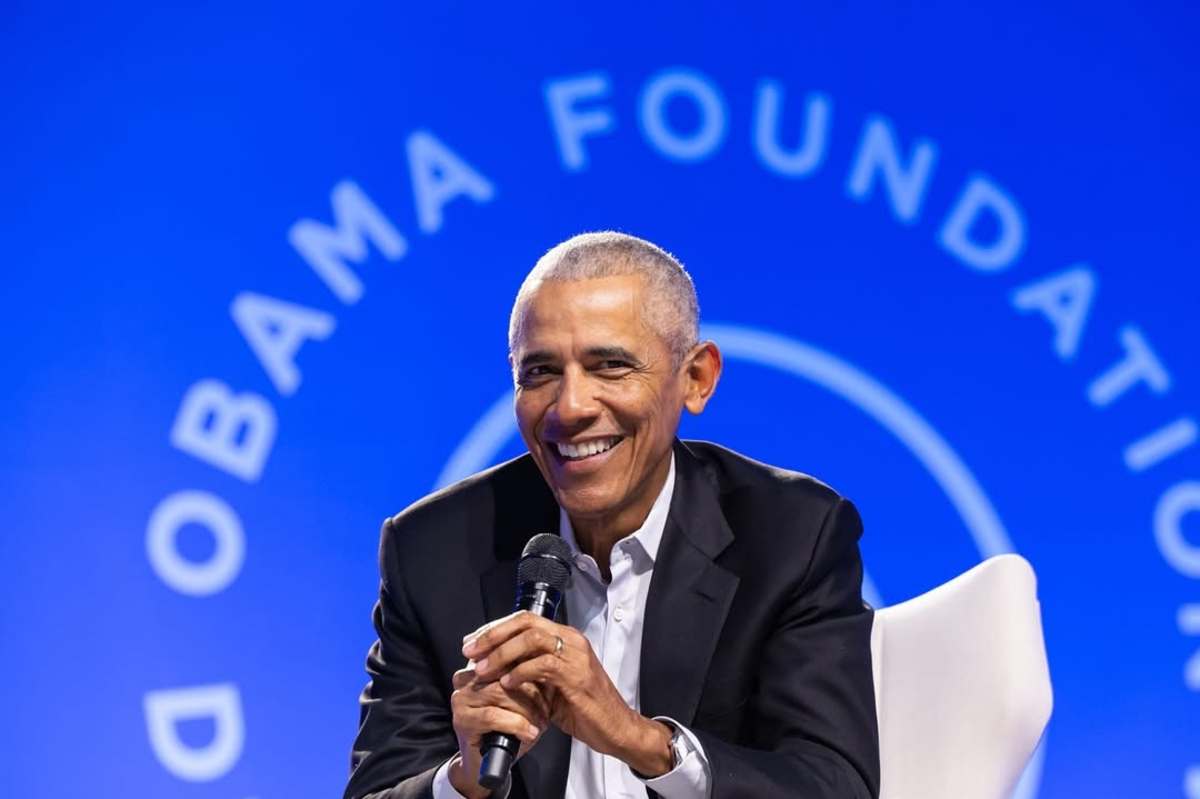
[
  {"left": 680, "top": 439, "right": 846, "bottom": 511},
  {"left": 679, "top": 440, "right": 864, "bottom": 595}
]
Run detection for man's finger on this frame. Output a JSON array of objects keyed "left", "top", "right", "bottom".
[
  {"left": 459, "top": 704, "right": 541, "bottom": 745},
  {"left": 461, "top": 610, "right": 523, "bottom": 644},
  {"left": 474, "top": 626, "right": 558, "bottom": 681},
  {"left": 452, "top": 666, "right": 477, "bottom": 690},
  {"left": 498, "top": 653, "right": 563, "bottom": 690},
  {"left": 463, "top": 610, "right": 546, "bottom": 658},
  {"left": 503, "top": 678, "right": 552, "bottom": 724},
  {"left": 455, "top": 675, "right": 549, "bottom": 721}
]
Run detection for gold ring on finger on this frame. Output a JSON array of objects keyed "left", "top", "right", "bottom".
[{"left": 554, "top": 635, "right": 564, "bottom": 656}]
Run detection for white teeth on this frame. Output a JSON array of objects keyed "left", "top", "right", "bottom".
[{"left": 555, "top": 437, "right": 620, "bottom": 460}]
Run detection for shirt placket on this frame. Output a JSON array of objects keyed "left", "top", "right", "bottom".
[
  {"left": 601, "top": 542, "right": 638, "bottom": 796},
  {"left": 574, "top": 555, "right": 617, "bottom": 798}
]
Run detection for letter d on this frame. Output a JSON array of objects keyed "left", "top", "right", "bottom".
[
  {"left": 939, "top": 174, "right": 1026, "bottom": 271},
  {"left": 144, "top": 683, "right": 245, "bottom": 781}
]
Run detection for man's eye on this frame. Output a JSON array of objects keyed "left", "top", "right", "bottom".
[
  {"left": 518, "top": 366, "right": 556, "bottom": 384},
  {"left": 597, "top": 360, "right": 633, "bottom": 371}
]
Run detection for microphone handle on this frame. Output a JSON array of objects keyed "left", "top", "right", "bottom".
[{"left": 477, "top": 582, "right": 563, "bottom": 791}]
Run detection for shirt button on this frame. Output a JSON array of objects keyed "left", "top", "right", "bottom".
[{"left": 614, "top": 607, "right": 625, "bottom": 622}]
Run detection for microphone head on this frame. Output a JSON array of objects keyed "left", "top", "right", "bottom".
[{"left": 517, "top": 533, "right": 573, "bottom": 591}]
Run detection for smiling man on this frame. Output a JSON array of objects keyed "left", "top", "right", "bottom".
[{"left": 345, "top": 232, "right": 880, "bottom": 799}]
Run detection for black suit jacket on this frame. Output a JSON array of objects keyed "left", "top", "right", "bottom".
[{"left": 345, "top": 440, "right": 880, "bottom": 798}]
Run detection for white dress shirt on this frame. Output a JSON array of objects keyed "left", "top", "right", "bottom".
[{"left": 434, "top": 454, "right": 711, "bottom": 798}]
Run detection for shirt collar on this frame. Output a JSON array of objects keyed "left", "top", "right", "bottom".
[{"left": 559, "top": 452, "right": 676, "bottom": 567}]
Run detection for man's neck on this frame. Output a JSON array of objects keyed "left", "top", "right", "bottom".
[{"left": 568, "top": 451, "right": 673, "bottom": 577}]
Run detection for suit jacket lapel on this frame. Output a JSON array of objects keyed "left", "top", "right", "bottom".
[
  {"left": 480, "top": 559, "right": 518, "bottom": 622},
  {"left": 639, "top": 441, "right": 740, "bottom": 724}
]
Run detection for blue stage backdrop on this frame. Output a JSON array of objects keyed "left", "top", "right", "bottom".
[{"left": 3, "top": 2, "right": 1198, "bottom": 797}]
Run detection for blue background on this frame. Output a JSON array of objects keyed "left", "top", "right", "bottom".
[{"left": 3, "top": 2, "right": 1198, "bottom": 796}]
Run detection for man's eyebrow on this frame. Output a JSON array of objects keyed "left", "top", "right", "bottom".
[
  {"left": 517, "top": 350, "right": 557, "bottom": 370},
  {"left": 584, "top": 346, "right": 642, "bottom": 363}
]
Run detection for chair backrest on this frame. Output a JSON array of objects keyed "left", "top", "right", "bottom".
[{"left": 870, "top": 554, "right": 1053, "bottom": 799}]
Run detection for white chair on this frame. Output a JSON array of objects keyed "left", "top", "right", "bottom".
[{"left": 870, "top": 554, "right": 1053, "bottom": 799}]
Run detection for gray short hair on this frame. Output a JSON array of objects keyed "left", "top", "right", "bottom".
[{"left": 508, "top": 231, "right": 700, "bottom": 365}]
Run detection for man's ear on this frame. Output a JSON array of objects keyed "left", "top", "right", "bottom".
[{"left": 683, "top": 341, "right": 722, "bottom": 415}]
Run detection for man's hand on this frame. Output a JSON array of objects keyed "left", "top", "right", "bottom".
[
  {"left": 447, "top": 663, "right": 550, "bottom": 798},
  {"left": 463, "top": 611, "right": 674, "bottom": 778}
]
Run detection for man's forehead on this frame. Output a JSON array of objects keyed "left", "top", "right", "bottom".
[
  {"left": 510, "top": 274, "right": 675, "bottom": 364},
  {"left": 517, "top": 276, "right": 644, "bottom": 329},
  {"left": 524, "top": 275, "right": 644, "bottom": 316}
]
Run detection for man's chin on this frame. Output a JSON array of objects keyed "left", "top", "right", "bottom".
[{"left": 552, "top": 488, "right": 621, "bottom": 523}]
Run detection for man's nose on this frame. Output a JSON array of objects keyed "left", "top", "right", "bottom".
[{"left": 551, "top": 367, "right": 599, "bottom": 428}]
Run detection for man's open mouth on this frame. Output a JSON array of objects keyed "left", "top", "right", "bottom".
[{"left": 553, "top": 436, "right": 624, "bottom": 461}]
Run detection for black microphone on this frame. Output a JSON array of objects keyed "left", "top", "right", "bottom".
[{"left": 477, "top": 533, "right": 573, "bottom": 791}]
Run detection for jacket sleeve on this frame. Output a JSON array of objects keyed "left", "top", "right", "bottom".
[
  {"left": 696, "top": 498, "right": 880, "bottom": 798},
  {"left": 344, "top": 517, "right": 461, "bottom": 799}
]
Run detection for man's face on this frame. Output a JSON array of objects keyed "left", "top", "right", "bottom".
[{"left": 511, "top": 274, "right": 687, "bottom": 526}]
